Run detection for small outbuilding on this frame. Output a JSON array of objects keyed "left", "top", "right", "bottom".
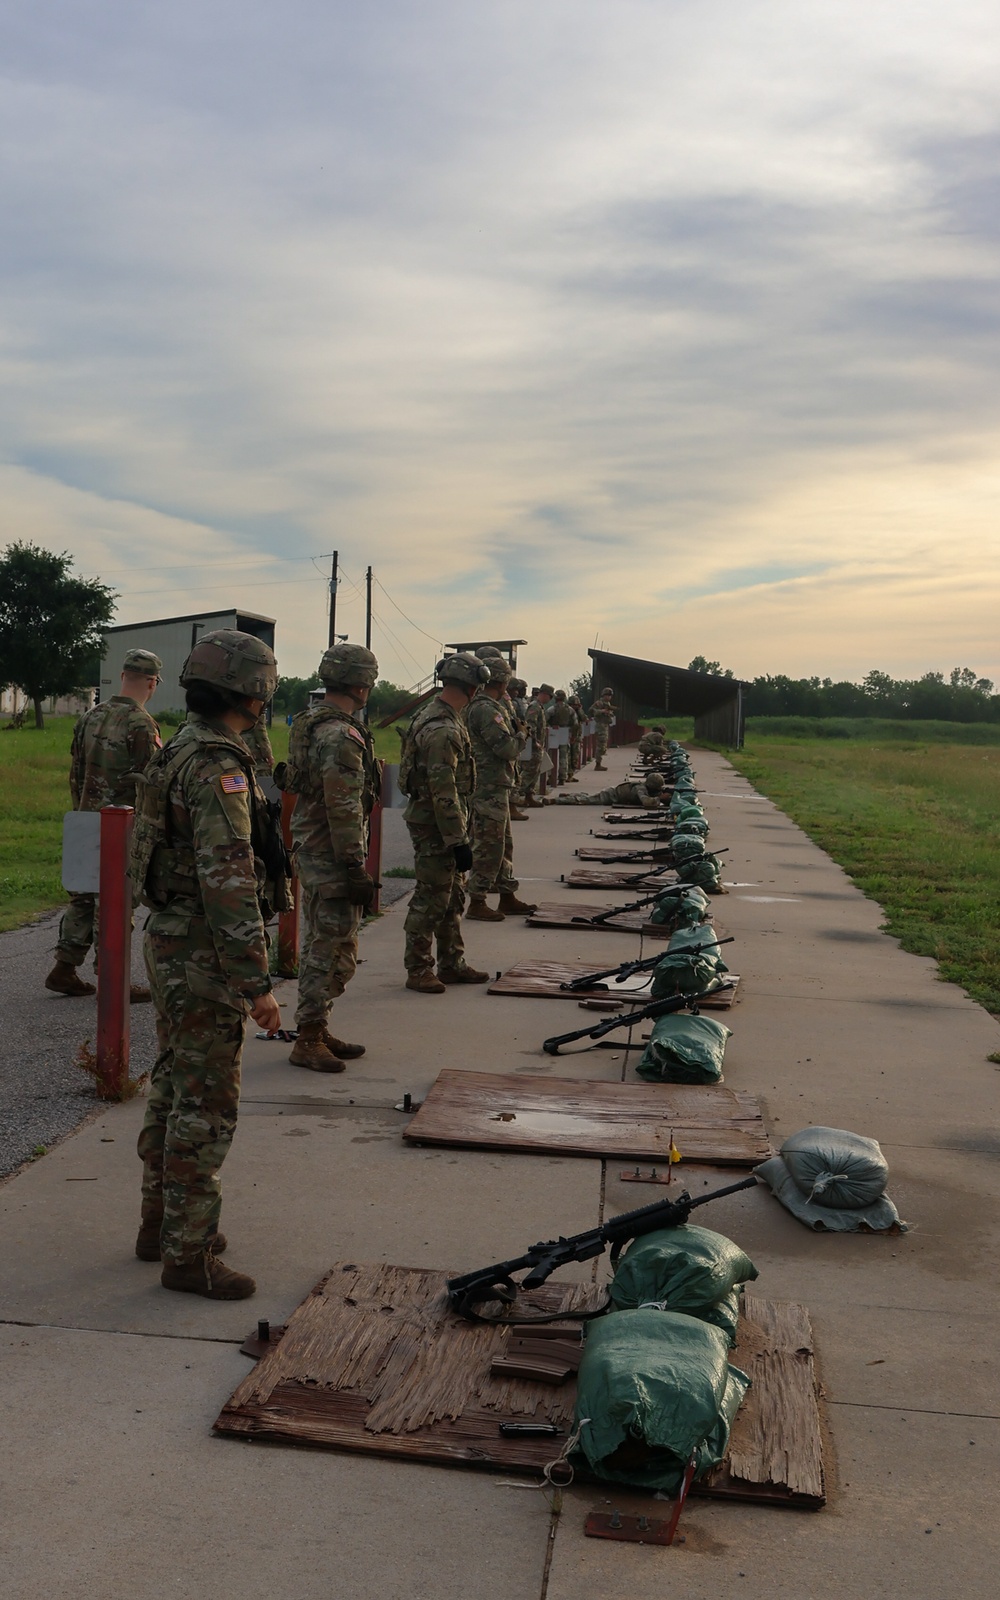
[
  {"left": 101, "top": 608, "right": 276, "bottom": 716},
  {"left": 589, "top": 648, "right": 746, "bottom": 748}
]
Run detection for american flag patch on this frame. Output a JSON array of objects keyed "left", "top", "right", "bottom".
[{"left": 220, "top": 774, "right": 248, "bottom": 793}]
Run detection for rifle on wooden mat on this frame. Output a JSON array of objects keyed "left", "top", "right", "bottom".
[
  {"left": 447, "top": 1175, "right": 758, "bottom": 1319},
  {"left": 542, "top": 976, "right": 732, "bottom": 1055},
  {"left": 570, "top": 889, "right": 670, "bottom": 925},
  {"left": 558, "top": 951, "right": 664, "bottom": 992},
  {"left": 592, "top": 826, "right": 676, "bottom": 841},
  {"left": 591, "top": 846, "right": 728, "bottom": 868}
]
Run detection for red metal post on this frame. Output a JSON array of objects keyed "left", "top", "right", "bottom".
[
  {"left": 276, "top": 791, "right": 300, "bottom": 976},
  {"left": 97, "top": 806, "right": 133, "bottom": 1098},
  {"left": 364, "top": 763, "right": 390, "bottom": 915}
]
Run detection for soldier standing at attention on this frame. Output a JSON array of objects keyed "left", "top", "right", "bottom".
[
  {"left": 399, "top": 653, "right": 491, "bottom": 991},
  {"left": 283, "top": 644, "right": 380, "bottom": 1074},
  {"left": 45, "top": 647, "right": 163, "bottom": 1001},
  {"left": 546, "top": 689, "right": 575, "bottom": 786},
  {"left": 130, "top": 630, "right": 283, "bottom": 1300},
  {"left": 521, "top": 684, "right": 553, "bottom": 805},
  {"left": 506, "top": 676, "right": 531, "bottom": 820},
  {"left": 568, "top": 695, "right": 586, "bottom": 778},
  {"left": 588, "top": 687, "right": 617, "bottom": 771},
  {"left": 242, "top": 716, "right": 275, "bottom": 774},
  {"left": 465, "top": 653, "right": 538, "bottom": 922}
]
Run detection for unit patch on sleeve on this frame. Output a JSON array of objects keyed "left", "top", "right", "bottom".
[
  {"left": 346, "top": 727, "right": 366, "bottom": 745},
  {"left": 220, "top": 773, "right": 249, "bottom": 793}
]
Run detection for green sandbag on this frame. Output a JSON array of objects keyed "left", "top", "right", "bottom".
[
  {"left": 609, "top": 1224, "right": 757, "bottom": 1343},
  {"left": 636, "top": 1011, "right": 732, "bottom": 1084},
  {"left": 650, "top": 925, "right": 728, "bottom": 997},
  {"left": 648, "top": 885, "right": 710, "bottom": 929},
  {"left": 675, "top": 853, "right": 724, "bottom": 893},
  {"left": 671, "top": 831, "right": 708, "bottom": 862},
  {"left": 572, "top": 1309, "right": 750, "bottom": 1492},
  {"left": 780, "top": 1126, "right": 888, "bottom": 1208},
  {"left": 755, "top": 1154, "right": 907, "bottom": 1233}
]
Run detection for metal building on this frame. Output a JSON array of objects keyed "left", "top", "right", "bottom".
[
  {"left": 589, "top": 648, "right": 747, "bottom": 748},
  {"left": 100, "top": 608, "right": 276, "bottom": 716}
]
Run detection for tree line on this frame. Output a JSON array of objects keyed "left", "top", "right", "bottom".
[{"left": 691, "top": 660, "right": 1000, "bottom": 723}]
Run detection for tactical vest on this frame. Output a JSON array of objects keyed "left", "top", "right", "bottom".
[
  {"left": 131, "top": 726, "right": 291, "bottom": 914},
  {"left": 283, "top": 706, "right": 377, "bottom": 813},
  {"left": 398, "top": 704, "right": 472, "bottom": 798}
]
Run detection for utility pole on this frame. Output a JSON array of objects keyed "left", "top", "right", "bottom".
[
  {"left": 328, "top": 550, "right": 339, "bottom": 647},
  {"left": 365, "top": 565, "right": 373, "bottom": 651}
]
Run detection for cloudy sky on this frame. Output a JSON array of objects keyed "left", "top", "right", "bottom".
[{"left": 3, "top": 1, "right": 999, "bottom": 690}]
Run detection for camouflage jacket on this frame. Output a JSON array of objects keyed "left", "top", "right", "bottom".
[
  {"left": 589, "top": 699, "right": 616, "bottom": 725},
  {"left": 638, "top": 731, "right": 666, "bottom": 756},
  {"left": 606, "top": 781, "right": 665, "bottom": 809},
  {"left": 288, "top": 706, "right": 378, "bottom": 891},
  {"left": 131, "top": 717, "right": 271, "bottom": 1002},
  {"left": 568, "top": 704, "right": 583, "bottom": 739},
  {"left": 70, "top": 695, "right": 161, "bottom": 810},
  {"left": 242, "top": 718, "right": 275, "bottom": 773},
  {"left": 546, "top": 699, "right": 574, "bottom": 729},
  {"left": 465, "top": 690, "right": 521, "bottom": 794},
  {"left": 525, "top": 698, "right": 548, "bottom": 752},
  {"left": 401, "top": 697, "right": 474, "bottom": 846}
]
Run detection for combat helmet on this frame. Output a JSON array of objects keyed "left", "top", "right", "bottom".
[
  {"left": 474, "top": 646, "right": 511, "bottom": 683},
  {"left": 319, "top": 642, "right": 379, "bottom": 688},
  {"left": 436, "top": 652, "right": 491, "bottom": 689},
  {"left": 180, "top": 629, "right": 277, "bottom": 703},
  {"left": 645, "top": 773, "right": 666, "bottom": 792}
]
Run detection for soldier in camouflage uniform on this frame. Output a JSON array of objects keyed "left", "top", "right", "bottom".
[
  {"left": 242, "top": 716, "right": 275, "bottom": 774},
  {"left": 46, "top": 647, "right": 163, "bottom": 1000},
  {"left": 506, "top": 676, "right": 530, "bottom": 818},
  {"left": 520, "top": 684, "right": 553, "bottom": 805},
  {"left": 399, "top": 653, "right": 491, "bottom": 992},
  {"left": 546, "top": 689, "right": 575, "bottom": 785},
  {"left": 465, "top": 653, "right": 537, "bottom": 921},
  {"left": 545, "top": 773, "right": 667, "bottom": 809},
  {"left": 588, "top": 687, "right": 616, "bottom": 770},
  {"left": 568, "top": 695, "right": 586, "bottom": 778},
  {"left": 638, "top": 726, "right": 668, "bottom": 762},
  {"left": 284, "top": 644, "right": 380, "bottom": 1073},
  {"left": 131, "top": 630, "right": 283, "bottom": 1301}
]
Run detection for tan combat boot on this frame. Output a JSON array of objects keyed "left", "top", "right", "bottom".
[
  {"left": 44, "top": 961, "right": 95, "bottom": 997},
  {"left": 466, "top": 896, "right": 505, "bottom": 921},
  {"left": 595, "top": 762, "right": 607, "bottom": 771},
  {"left": 130, "top": 984, "right": 152, "bottom": 1003},
  {"left": 438, "top": 965, "right": 490, "bottom": 984},
  {"left": 161, "top": 1253, "right": 256, "bottom": 1300},
  {"left": 509, "top": 805, "right": 529, "bottom": 821},
  {"left": 498, "top": 892, "right": 538, "bottom": 915},
  {"left": 321, "top": 1027, "right": 365, "bottom": 1059},
  {"left": 288, "top": 1023, "right": 346, "bottom": 1073},
  {"left": 405, "top": 970, "right": 447, "bottom": 993}
]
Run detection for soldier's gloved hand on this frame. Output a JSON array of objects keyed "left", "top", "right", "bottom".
[
  {"left": 452, "top": 842, "right": 474, "bottom": 872},
  {"left": 345, "top": 865, "right": 377, "bottom": 908}
]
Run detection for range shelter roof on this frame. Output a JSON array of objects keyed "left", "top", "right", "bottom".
[{"left": 589, "top": 648, "right": 745, "bottom": 717}]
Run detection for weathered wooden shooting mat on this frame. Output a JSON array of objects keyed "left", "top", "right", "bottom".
[
  {"left": 487, "top": 958, "right": 740, "bottom": 1008},
  {"left": 403, "top": 1070, "right": 770, "bottom": 1164},
  {"left": 564, "top": 868, "right": 677, "bottom": 891},
  {"left": 526, "top": 902, "right": 673, "bottom": 936},
  {"left": 214, "top": 1262, "right": 825, "bottom": 1508},
  {"left": 576, "top": 844, "right": 673, "bottom": 862}
]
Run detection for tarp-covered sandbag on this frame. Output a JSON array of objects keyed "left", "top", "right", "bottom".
[
  {"left": 675, "top": 852, "right": 725, "bottom": 893},
  {"left": 755, "top": 1126, "right": 907, "bottom": 1232},
  {"left": 609, "top": 1224, "right": 757, "bottom": 1343},
  {"left": 650, "top": 925, "right": 728, "bottom": 996},
  {"left": 572, "top": 1309, "right": 750, "bottom": 1492},
  {"left": 636, "top": 1011, "right": 732, "bottom": 1084},
  {"left": 671, "top": 830, "right": 709, "bottom": 862},
  {"left": 648, "top": 884, "right": 710, "bottom": 929}
]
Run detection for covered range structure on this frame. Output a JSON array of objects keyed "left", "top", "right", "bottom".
[
  {"left": 589, "top": 648, "right": 746, "bottom": 749},
  {"left": 101, "top": 608, "right": 276, "bottom": 717}
]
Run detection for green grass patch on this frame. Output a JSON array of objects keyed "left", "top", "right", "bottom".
[
  {"left": 728, "top": 736, "right": 1000, "bottom": 1013},
  {"left": 745, "top": 715, "right": 1000, "bottom": 744}
]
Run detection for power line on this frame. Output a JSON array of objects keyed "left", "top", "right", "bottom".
[
  {"left": 99, "top": 551, "right": 334, "bottom": 577},
  {"left": 374, "top": 578, "right": 443, "bottom": 646}
]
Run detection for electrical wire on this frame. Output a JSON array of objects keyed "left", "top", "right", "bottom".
[{"left": 374, "top": 578, "right": 444, "bottom": 647}]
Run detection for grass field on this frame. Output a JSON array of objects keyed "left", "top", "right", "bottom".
[
  {"left": 0, "top": 715, "right": 404, "bottom": 933},
  {"left": 728, "top": 734, "right": 1000, "bottom": 1014}
]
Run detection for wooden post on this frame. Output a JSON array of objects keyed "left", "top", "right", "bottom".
[{"left": 96, "top": 806, "right": 133, "bottom": 1098}]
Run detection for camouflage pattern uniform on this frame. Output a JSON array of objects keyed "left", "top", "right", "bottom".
[
  {"left": 242, "top": 717, "right": 275, "bottom": 773},
  {"left": 289, "top": 706, "right": 378, "bottom": 1027},
  {"left": 465, "top": 688, "right": 522, "bottom": 898},
  {"left": 568, "top": 696, "right": 585, "bottom": 776},
  {"left": 521, "top": 693, "right": 549, "bottom": 801},
  {"left": 548, "top": 779, "right": 666, "bottom": 809},
  {"left": 506, "top": 679, "right": 530, "bottom": 806},
  {"left": 402, "top": 695, "right": 476, "bottom": 975},
  {"left": 56, "top": 691, "right": 161, "bottom": 968},
  {"left": 133, "top": 716, "right": 273, "bottom": 1267},
  {"left": 638, "top": 729, "right": 667, "bottom": 762},
  {"left": 546, "top": 692, "right": 574, "bottom": 784},
  {"left": 589, "top": 692, "right": 616, "bottom": 764}
]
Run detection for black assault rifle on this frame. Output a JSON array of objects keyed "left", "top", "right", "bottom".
[
  {"left": 593, "top": 845, "right": 728, "bottom": 868},
  {"left": 542, "top": 974, "right": 732, "bottom": 1055},
  {"left": 446, "top": 1175, "right": 758, "bottom": 1318},
  {"left": 557, "top": 935, "right": 733, "bottom": 992}
]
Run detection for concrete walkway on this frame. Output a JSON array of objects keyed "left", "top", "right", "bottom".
[{"left": 2, "top": 747, "right": 999, "bottom": 1598}]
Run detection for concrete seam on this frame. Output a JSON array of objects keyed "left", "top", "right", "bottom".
[{"left": 0, "top": 1316, "right": 242, "bottom": 1346}]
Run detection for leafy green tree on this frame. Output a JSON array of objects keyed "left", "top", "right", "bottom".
[
  {"left": 568, "top": 672, "right": 593, "bottom": 703},
  {"left": 0, "top": 543, "right": 116, "bottom": 728},
  {"left": 272, "top": 673, "right": 322, "bottom": 717},
  {"left": 688, "top": 656, "right": 734, "bottom": 678}
]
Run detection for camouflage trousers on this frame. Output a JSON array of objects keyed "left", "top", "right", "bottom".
[
  {"left": 569, "top": 738, "right": 582, "bottom": 774},
  {"left": 295, "top": 884, "right": 362, "bottom": 1027},
  {"left": 556, "top": 743, "right": 571, "bottom": 784},
  {"left": 595, "top": 725, "right": 610, "bottom": 759},
  {"left": 137, "top": 913, "right": 248, "bottom": 1266},
  {"left": 55, "top": 892, "right": 97, "bottom": 968},
  {"left": 403, "top": 826, "right": 468, "bottom": 975},
  {"left": 468, "top": 799, "right": 518, "bottom": 897},
  {"left": 519, "top": 752, "right": 543, "bottom": 801}
]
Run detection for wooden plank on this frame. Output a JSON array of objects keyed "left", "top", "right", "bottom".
[
  {"left": 403, "top": 1070, "right": 771, "bottom": 1165},
  {"left": 526, "top": 902, "right": 673, "bottom": 936},
  {"left": 564, "top": 869, "right": 677, "bottom": 891},
  {"left": 487, "top": 959, "right": 739, "bottom": 1009},
  {"left": 577, "top": 844, "right": 672, "bottom": 862},
  {"left": 214, "top": 1263, "right": 824, "bottom": 1508}
]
